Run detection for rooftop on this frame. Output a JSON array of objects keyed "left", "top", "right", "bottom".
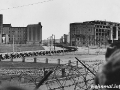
[{"left": 3, "top": 24, "right": 11, "bottom": 27}]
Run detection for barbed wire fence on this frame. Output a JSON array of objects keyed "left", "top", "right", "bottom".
[{"left": 0, "top": 57, "right": 104, "bottom": 90}]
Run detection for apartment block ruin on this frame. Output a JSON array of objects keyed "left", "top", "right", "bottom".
[{"left": 70, "top": 20, "right": 120, "bottom": 46}]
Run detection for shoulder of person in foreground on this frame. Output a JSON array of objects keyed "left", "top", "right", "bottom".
[{"left": 94, "top": 42, "right": 120, "bottom": 90}]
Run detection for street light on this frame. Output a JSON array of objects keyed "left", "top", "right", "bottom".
[
  {"left": 47, "top": 36, "right": 52, "bottom": 54},
  {"left": 12, "top": 31, "right": 15, "bottom": 53},
  {"left": 88, "top": 35, "right": 90, "bottom": 55},
  {"left": 52, "top": 34, "right": 55, "bottom": 50},
  {"left": 62, "top": 36, "right": 64, "bottom": 55},
  {"left": 47, "top": 38, "right": 49, "bottom": 47}
]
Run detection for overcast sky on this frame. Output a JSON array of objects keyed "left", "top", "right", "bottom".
[{"left": 0, "top": 0, "right": 120, "bottom": 40}]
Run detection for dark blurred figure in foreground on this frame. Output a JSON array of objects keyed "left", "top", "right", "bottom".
[
  {"left": 94, "top": 42, "right": 120, "bottom": 90},
  {"left": 0, "top": 86, "right": 26, "bottom": 90},
  {"left": 0, "top": 82, "right": 31, "bottom": 90}
]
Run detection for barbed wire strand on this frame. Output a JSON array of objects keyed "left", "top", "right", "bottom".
[{"left": 0, "top": 0, "right": 54, "bottom": 11}]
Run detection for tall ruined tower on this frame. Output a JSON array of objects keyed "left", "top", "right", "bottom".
[
  {"left": 0, "top": 14, "right": 3, "bottom": 43},
  {"left": 0, "top": 14, "right": 3, "bottom": 34}
]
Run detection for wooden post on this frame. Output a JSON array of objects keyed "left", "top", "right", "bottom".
[
  {"left": 11, "top": 57, "right": 13, "bottom": 62},
  {"left": 0, "top": 54, "right": 2, "bottom": 62},
  {"left": 68, "top": 60, "right": 71, "bottom": 66},
  {"left": 22, "top": 56, "right": 25, "bottom": 62},
  {"left": 46, "top": 58, "right": 48, "bottom": 64},
  {"left": 62, "top": 68, "right": 66, "bottom": 77},
  {"left": 58, "top": 59, "right": 60, "bottom": 65},
  {"left": 34, "top": 57, "right": 37, "bottom": 63},
  {"left": 76, "top": 61, "right": 78, "bottom": 67},
  {"left": 21, "top": 76, "right": 25, "bottom": 83},
  {"left": 43, "top": 68, "right": 48, "bottom": 77}
]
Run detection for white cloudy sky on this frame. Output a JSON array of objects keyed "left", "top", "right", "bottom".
[{"left": 0, "top": 0, "right": 120, "bottom": 39}]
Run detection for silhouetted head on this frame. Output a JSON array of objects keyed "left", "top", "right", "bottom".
[
  {"left": 95, "top": 42, "right": 120, "bottom": 90},
  {"left": 105, "top": 42, "right": 120, "bottom": 61}
]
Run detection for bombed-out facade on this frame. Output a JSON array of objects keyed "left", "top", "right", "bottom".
[{"left": 70, "top": 20, "right": 120, "bottom": 46}]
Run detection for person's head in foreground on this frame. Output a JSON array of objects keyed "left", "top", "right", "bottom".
[{"left": 94, "top": 42, "right": 120, "bottom": 90}]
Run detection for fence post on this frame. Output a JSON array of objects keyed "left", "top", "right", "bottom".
[
  {"left": 43, "top": 68, "right": 48, "bottom": 77},
  {"left": 22, "top": 56, "right": 25, "bottom": 62},
  {"left": 62, "top": 68, "right": 66, "bottom": 77},
  {"left": 68, "top": 60, "right": 71, "bottom": 66},
  {"left": 46, "top": 58, "right": 48, "bottom": 64},
  {"left": 11, "top": 57, "right": 13, "bottom": 62},
  {"left": 58, "top": 59, "right": 60, "bottom": 65},
  {"left": 34, "top": 57, "right": 37, "bottom": 63},
  {"left": 76, "top": 61, "right": 78, "bottom": 67},
  {"left": 21, "top": 76, "right": 25, "bottom": 83},
  {"left": 0, "top": 55, "right": 2, "bottom": 61}
]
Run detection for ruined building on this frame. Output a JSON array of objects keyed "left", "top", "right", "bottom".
[
  {"left": 70, "top": 20, "right": 120, "bottom": 46},
  {"left": 0, "top": 14, "right": 42, "bottom": 44}
]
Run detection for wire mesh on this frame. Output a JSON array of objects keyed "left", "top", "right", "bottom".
[{"left": 0, "top": 58, "right": 104, "bottom": 90}]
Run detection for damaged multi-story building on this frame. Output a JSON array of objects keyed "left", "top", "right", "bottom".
[
  {"left": 70, "top": 20, "right": 120, "bottom": 46},
  {"left": 0, "top": 14, "right": 42, "bottom": 44}
]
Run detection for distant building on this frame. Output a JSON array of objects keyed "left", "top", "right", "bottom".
[
  {"left": 0, "top": 14, "right": 3, "bottom": 43},
  {"left": 27, "top": 22, "right": 42, "bottom": 44},
  {"left": 60, "top": 34, "right": 69, "bottom": 45},
  {"left": 70, "top": 20, "right": 120, "bottom": 46},
  {"left": 67, "top": 32, "right": 70, "bottom": 45},
  {"left": 2, "top": 24, "right": 11, "bottom": 43},
  {"left": 55, "top": 39, "right": 60, "bottom": 43},
  {"left": 9, "top": 27, "right": 27, "bottom": 44},
  {"left": 0, "top": 14, "right": 42, "bottom": 44},
  {"left": 0, "top": 14, "right": 3, "bottom": 34}
]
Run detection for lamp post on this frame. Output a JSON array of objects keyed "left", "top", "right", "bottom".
[
  {"left": 88, "top": 35, "right": 90, "bottom": 55},
  {"left": 62, "top": 36, "right": 64, "bottom": 55},
  {"left": 47, "top": 36, "right": 52, "bottom": 52},
  {"left": 12, "top": 31, "right": 15, "bottom": 53},
  {"left": 52, "top": 34, "right": 55, "bottom": 50},
  {"left": 49, "top": 37, "right": 51, "bottom": 52},
  {"left": 47, "top": 38, "right": 49, "bottom": 47}
]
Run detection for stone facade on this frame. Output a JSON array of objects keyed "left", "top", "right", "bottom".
[
  {"left": 9, "top": 27, "right": 27, "bottom": 44},
  {"left": 0, "top": 14, "right": 42, "bottom": 44},
  {"left": 70, "top": 20, "right": 120, "bottom": 46},
  {"left": 27, "top": 22, "right": 42, "bottom": 45}
]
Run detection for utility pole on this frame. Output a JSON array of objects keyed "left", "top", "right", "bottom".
[
  {"left": 88, "top": 35, "right": 89, "bottom": 55},
  {"left": 54, "top": 35, "right": 55, "bottom": 50},
  {"left": 12, "top": 31, "right": 15, "bottom": 53},
  {"left": 50, "top": 37, "right": 51, "bottom": 52},
  {"left": 63, "top": 36, "right": 64, "bottom": 55},
  {"left": 52, "top": 34, "right": 55, "bottom": 50},
  {"left": 47, "top": 38, "right": 49, "bottom": 47}
]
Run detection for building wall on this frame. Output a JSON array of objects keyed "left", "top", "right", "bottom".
[
  {"left": 89, "top": 21, "right": 120, "bottom": 44},
  {"left": 9, "top": 27, "right": 27, "bottom": 44},
  {"left": 93, "top": 21, "right": 111, "bottom": 45},
  {"left": 67, "top": 32, "right": 70, "bottom": 44},
  {"left": 0, "top": 14, "right": 3, "bottom": 34},
  {"left": 3, "top": 27, "right": 10, "bottom": 34},
  {"left": 27, "top": 22, "right": 42, "bottom": 44},
  {"left": 0, "top": 14, "right": 3, "bottom": 43},
  {"left": 70, "top": 21, "right": 120, "bottom": 46},
  {"left": 70, "top": 23, "right": 95, "bottom": 46},
  {"left": 3, "top": 25, "right": 11, "bottom": 44},
  {"left": 0, "top": 14, "right": 42, "bottom": 44}
]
